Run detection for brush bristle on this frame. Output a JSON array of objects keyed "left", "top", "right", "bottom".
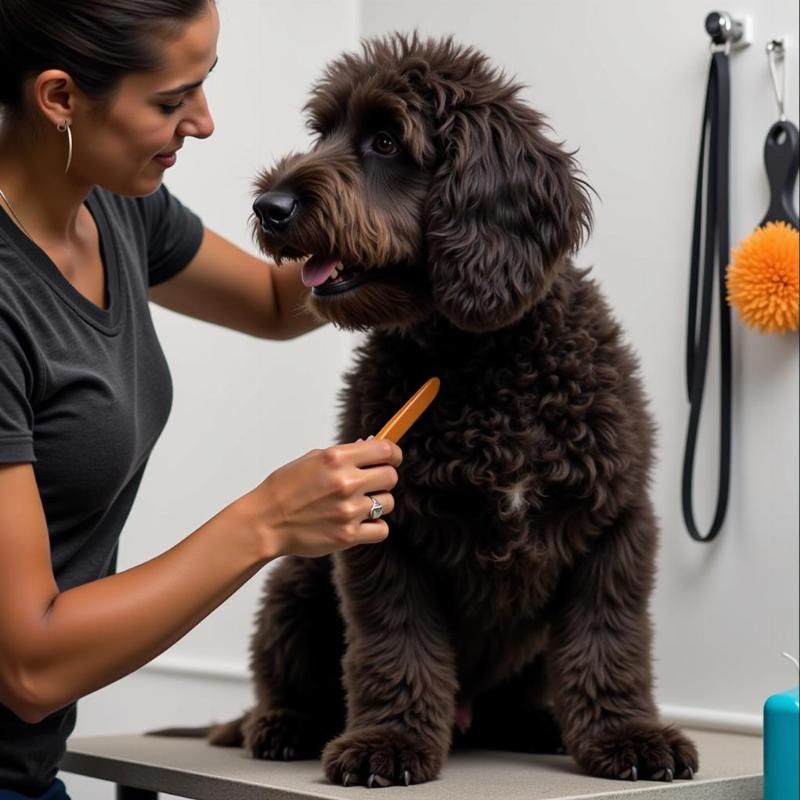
[{"left": 727, "top": 221, "right": 799, "bottom": 334}]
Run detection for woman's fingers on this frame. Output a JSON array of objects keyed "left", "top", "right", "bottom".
[
  {"left": 248, "top": 438, "right": 407, "bottom": 560},
  {"left": 335, "top": 439, "right": 403, "bottom": 469},
  {"left": 356, "top": 464, "right": 399, "bottom": 496},
  {"left": 319, "top": 443, "right": 400, "bottom": 510},
  {"left": 354, "top": 519, "right": 390, "bottom": 545}
]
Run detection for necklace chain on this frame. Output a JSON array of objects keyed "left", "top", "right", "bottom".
[{"left": 0, "top": 186, "right": 34, "bottom": 240}]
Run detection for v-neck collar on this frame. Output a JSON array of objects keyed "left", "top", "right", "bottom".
[{"left": 0, "top": 188, "right": 122, "bottom": 335}]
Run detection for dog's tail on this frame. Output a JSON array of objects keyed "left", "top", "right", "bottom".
[{"left": 145, "top": 714, "right": 246, "bottom": 747}]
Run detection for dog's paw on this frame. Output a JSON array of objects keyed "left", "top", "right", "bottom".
[
  {"left": 322, "top": 726, "right": 443, "bottom": 787},
  {"left": 243, "top": 709, "right": 329, "bottom": 761},
  {"left": 574, "top": 719, "right": 699, "bottom": 781}
]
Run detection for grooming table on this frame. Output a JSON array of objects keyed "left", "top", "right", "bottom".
[{"left": 63, "top": 728, "right": 763, "bottom": 800}]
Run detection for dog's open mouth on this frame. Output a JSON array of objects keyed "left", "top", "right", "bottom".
[{"left": 302, "top": 254, "right": 396, "bottom": 296}]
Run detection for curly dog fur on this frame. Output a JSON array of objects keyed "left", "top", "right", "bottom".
[{"left": 221, "top": 33, "right": 699, "bottom": 786}]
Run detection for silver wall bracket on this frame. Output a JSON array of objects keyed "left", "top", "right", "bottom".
[{"left": 705, "top": 11, "right": 753, "bottom": 52}]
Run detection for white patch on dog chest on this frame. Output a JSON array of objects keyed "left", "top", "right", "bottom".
[{"left": 500, "top": 481, "right": 529, "bottom": 516}]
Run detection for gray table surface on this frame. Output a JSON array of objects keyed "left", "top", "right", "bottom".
[{"left": 63, "top": 728, "right": 763, "bottom": 800}]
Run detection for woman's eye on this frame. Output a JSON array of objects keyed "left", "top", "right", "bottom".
[
  {"left": 160, "top": 100, "right": 185, "bottom": 115},
  {"left": 372, "top": 132, "right": 399, "bottom": 156}
]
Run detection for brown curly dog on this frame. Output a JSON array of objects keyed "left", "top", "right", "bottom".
[{"left": 211, "top": 32, "right": 699, "bottom": 787}]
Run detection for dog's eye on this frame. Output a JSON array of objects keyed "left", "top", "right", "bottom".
[{"left": 372, "top": 132, "right": 399, "bottom": 157}]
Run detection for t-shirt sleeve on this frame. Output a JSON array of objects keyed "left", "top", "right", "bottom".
[
  {"left": 0, "top": 310, "right": 37, "bottom": 464},
  {"left": 135, "top": 184, "right": 205, "bottom": 287}
]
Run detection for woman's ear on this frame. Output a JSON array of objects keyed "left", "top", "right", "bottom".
[
  {"left": 32, "top": 70, "right": 78, "bottom": 127},
  {"left": 425, "top": 88, "right": 593, "bottom": 332}
]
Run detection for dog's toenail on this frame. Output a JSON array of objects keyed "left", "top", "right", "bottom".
[{"left": 404, "top": 770, "right": 411, "bottom": 786}]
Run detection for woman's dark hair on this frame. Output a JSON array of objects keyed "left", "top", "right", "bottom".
[{"left": 0, "top": 0, "right": 212, "bottom": 119}]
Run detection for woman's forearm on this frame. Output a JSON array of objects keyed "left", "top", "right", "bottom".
[
  {"left": 18, "top": 498, "right": 273, "bottom": 723},
  {"left": 7, "top": 438, "right": 401, "bottom": 724}
]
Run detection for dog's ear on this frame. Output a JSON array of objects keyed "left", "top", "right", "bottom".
[{"left": 425, "top": 81, "right": 593, "bottom": 331}]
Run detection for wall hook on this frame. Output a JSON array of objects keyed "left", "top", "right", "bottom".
[
  {"left": 766, "top": 38, "right": 787, "bottom": 121},
  {"left": 705, "top": 11, "right": 753, "bottom": 52}
]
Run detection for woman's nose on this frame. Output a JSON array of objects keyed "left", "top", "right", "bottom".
[{"left": 178, "top": 95, "right": 215, "bottom": 140}]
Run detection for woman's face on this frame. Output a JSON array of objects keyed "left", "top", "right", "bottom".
[{"left": 72, "top": 2, "right": 220, "bottom": 196}]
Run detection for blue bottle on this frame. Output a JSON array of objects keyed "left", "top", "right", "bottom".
[{"left": 764, "top": 654, "right": 799, "bottom": 800}]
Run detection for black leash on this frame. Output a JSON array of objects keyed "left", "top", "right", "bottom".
[{"left": 682, "top": 33, "right": 734, "bottom": 543}]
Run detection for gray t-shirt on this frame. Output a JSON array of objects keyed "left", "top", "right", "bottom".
[{"left": 0, "top": 184, "right": 204, "bottom": 794}]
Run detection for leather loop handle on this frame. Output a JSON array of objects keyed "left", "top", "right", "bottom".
[{"left": 682, "top": 51, "right": 733, "bottom": 543}]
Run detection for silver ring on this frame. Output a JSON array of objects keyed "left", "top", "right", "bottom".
[{"left": 368, "top": 495, "right": 383, "bottom": 520}]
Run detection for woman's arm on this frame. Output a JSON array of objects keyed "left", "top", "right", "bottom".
[
  {"left": 0, "top": 461, "right": 267, "bottom": 724},
  {"left": 148, "top": 227, "right": 322, "bottom": 340},
  {"left": 0, "top": 439, "right": 400, "bottom": 724}
]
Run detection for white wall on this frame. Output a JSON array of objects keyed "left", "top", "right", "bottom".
[{"left": 67, "top": 1, "right": 798, "bottom": 797}]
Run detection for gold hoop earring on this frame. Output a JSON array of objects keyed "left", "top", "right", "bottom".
[{"left": 57, "top": 121, "right": 73, "bottom": 174}]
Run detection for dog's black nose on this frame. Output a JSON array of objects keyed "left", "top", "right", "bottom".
[{"left": 253, "top": 191, "right": 299, "bottom": 230}]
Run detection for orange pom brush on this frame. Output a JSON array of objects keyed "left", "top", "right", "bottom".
[
  {"left": 726, "top": 118, "right": 799, "bottom": 334},
  {"left": 727, "top": 221, "right": 799, "bottom": 333}
]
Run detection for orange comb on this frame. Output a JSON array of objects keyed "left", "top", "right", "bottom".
[{"left": 375, "top": 378, "right": 440, "bottom": 443}]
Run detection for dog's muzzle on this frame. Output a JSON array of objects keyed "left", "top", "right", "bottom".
[{"left": 253, "top": 190, "right": 299, "bottom": 232}]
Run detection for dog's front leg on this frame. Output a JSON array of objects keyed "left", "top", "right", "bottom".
[
  {"left": 322, "top": 543, "right": 457, "bottom": 787},
  {"left": 242, "top": 555, "right": 346, "bottom": 759},
  {"left": 549, "top": 502, "right": 699, "bottom": 782}
]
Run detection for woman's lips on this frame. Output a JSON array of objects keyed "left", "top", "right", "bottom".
[{"left": 154, "top": 152, "right": 177, "bottom": 168}]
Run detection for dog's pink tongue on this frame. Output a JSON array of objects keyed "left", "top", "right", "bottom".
[{"left": 302, "top": 255, "right": 340, "bottom": 287}]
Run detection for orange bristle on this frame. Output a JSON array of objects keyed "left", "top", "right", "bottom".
[{"left": 726, "top": 221, "right": 800, "bottom": 334}]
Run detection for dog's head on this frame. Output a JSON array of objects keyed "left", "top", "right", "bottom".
[{"left": 253, "top": 33, "right": 592, "bottom": 332}]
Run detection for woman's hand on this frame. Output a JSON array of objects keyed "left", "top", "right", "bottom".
[{"left": 239, "top": 438, "right": 403, "bottom": 559}]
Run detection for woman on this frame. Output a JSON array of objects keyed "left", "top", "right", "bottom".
[{"left": 0, "top": 1, "right": 402, "bottom": 797}]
